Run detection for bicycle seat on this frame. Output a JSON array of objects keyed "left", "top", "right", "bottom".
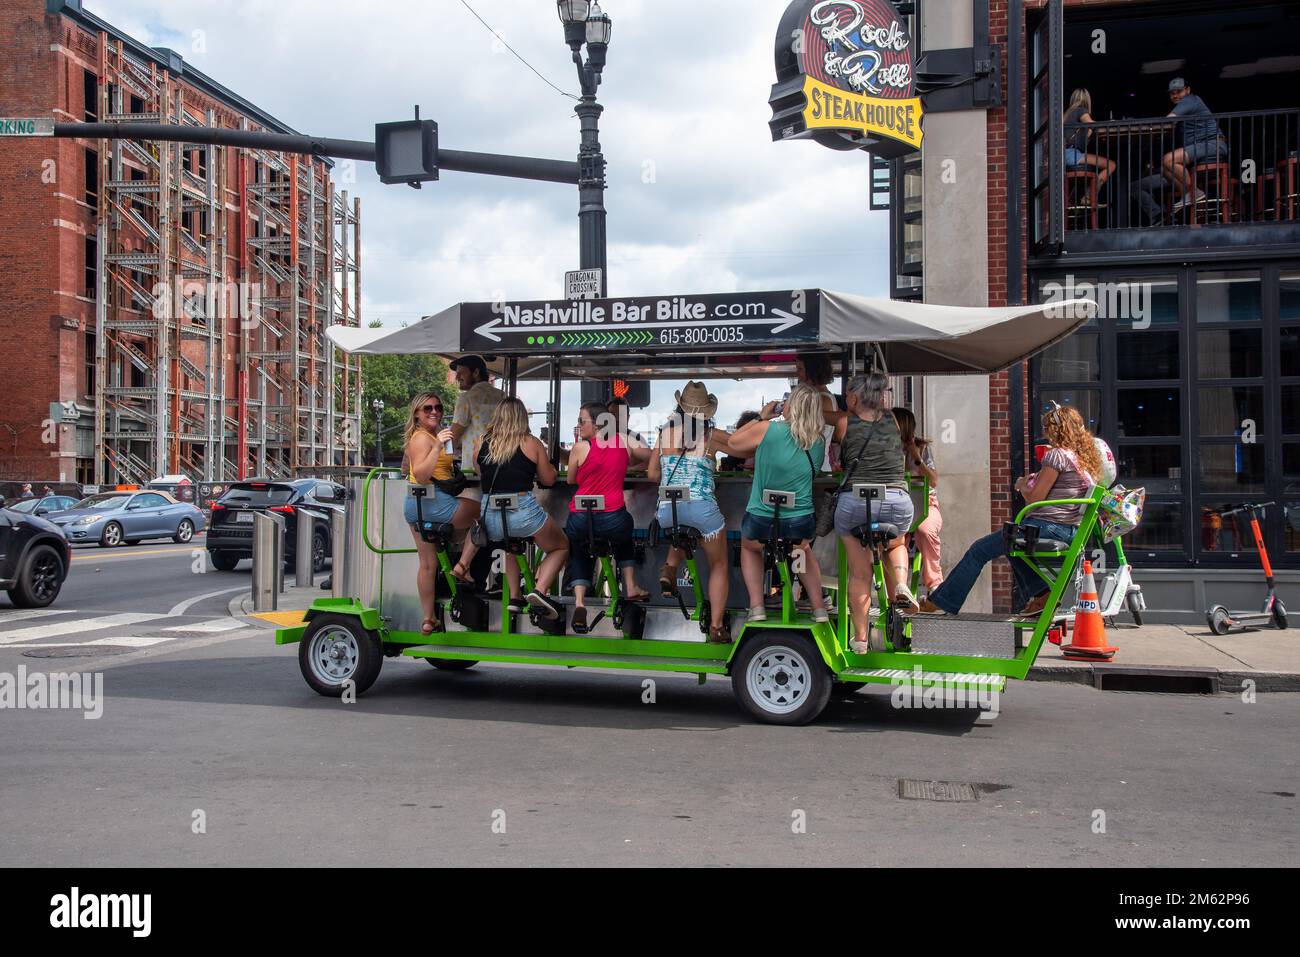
[
  {"left": 852, "top": 522, "right": 900, "bottom": 544},
  {"left": 417, "top": 522, "right": 456, "bottom": 546}
]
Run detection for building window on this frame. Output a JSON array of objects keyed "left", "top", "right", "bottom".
[
  {"left": 83, "top": 69, "right": 97, "bottom": 122},
  {"left": 84, "top": 147, "right": 98, "bottom": 204},
  {"left": 85, "top": 332, "right": 96, "bottom": 399},
  {"left": 1032, "top": 264, "right": 1300, "bottom": 565},
  {"left": 84, "top": 235, "right": 97, "bottom": 299}
]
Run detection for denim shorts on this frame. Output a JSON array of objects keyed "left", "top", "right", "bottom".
[
  {"left": 482, "top": 490, "right": 548, "bottom": 541},
  {"left": 833, "top": 486, "right": 914, "bottom": 538},
  {"left": 1065, "top": 146, "right": 1086, "bottom": 168},
  {"left": 404, "top": 488, "right": 459, "bottom": 527},
  {"left": 741, "top": 510, "right": 816, "bottom": 543},
  {"left": 1183, "top": 138, "right": 1226, "bottom": 165},
  {"left": 656, "top": 500, "right": 726, "bottom": 540}
]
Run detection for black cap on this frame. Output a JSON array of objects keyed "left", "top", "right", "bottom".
[
  {"left": 1168, "top": 77, "right": 1187, "bottom": 92},
  {"left": 449, "top": 355, "right": 489, "bottom": 378}
]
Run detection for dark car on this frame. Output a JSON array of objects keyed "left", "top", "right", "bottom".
[
  {"left": 0, "top": 496, "right": 73, "bottom": 607},
  {"left": 206, "top": 479, "right": 346, "bottom": 572}
]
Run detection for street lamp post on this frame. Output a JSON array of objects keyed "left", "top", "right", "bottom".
[
  {"left": 557, "top": 1, "right": 611, "bottom": 297},
  {"left": 372, "top": 398, "right": 385, "bottom": 467}
]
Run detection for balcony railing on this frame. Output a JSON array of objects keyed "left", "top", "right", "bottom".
[{"left": 1062, "top": 107, "right": 1299, "bottom": 234}]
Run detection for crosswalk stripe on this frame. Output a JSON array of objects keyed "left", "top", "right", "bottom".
[
  {"left": 0, "top": 613, "right": 165, "bottom": 645},
  {"left": 0, "top": 636, "right": 175, "bottom": 649},
  {"left": 0, "top": 609, "right": 80, "bottom": 627},
  {"left": 162, "top": 619, "right": 244, "bottom": 633}
]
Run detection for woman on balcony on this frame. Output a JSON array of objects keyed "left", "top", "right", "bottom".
[{"left": 1064, "top": 88, "right": 1117, "bottom": 187}]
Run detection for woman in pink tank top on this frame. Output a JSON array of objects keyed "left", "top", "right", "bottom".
[{"left": 564, "top": 402, "right": 651, "bottom": 633}]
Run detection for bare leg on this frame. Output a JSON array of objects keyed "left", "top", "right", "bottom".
[
  {"left": 409, "top": 528, "right": 440, "bottom": 628},
  {"left": 841, "top": 535, "right": 873, "bottom": 644},
  {"left": 794, "top": 541, "right": 826, "bottom": 613},
  {"left": 452, "top": 498, "right": 481, "bottom": 578},
  {"left": 700, "top": 533, "right": 730, "bottom": 628},
  {"left": 740, "top": 537, "right": 766, "bottom": 608},
  {"left": 531, "top": 519, "right": 570, "bottom": 593},
  {"left": 573, "top": 583, "right": 588, "bottom": 610}
]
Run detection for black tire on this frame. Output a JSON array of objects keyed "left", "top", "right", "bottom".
[
  {"left": 1207, "top": 605, "right": 1232, "bottom": 636},
  {"left": 298, "top": 613, "right": 384, "bottom": 697},
  {"left": 426, "top": 658, "right": 479, "bottom": 671},
  {"left": 312, "top": 529, "right": 328, "bottom": 573},
  {"left": 731, "top": 630, "right": 832, "bottom": 726},
  {"left": 8, "top": 544, "right": 65, "bottom": 608},
  {"left": 173, "top": 519, "right": 195, "bottom": 544},
  {"left": 1126, "top": 591, "right": 1143, "bottom": 627},
  {"left": 99, "top": 521, "right": 124, "bottom": 547},
  {"left": 1273, "top": 600, "right": 1288, "bottom": 631},
  {"left": 208, "top": 550, "right": 241, "bottom": 572}
]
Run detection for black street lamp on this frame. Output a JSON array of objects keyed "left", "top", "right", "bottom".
[{"left": 557, "top": 0, "right": 611, "bottom": 297}]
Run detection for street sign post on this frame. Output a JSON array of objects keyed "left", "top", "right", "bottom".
[{"left": 565, "top": 268, "right": 603, "bottom": 300}]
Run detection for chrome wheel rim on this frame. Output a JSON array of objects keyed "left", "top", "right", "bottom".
[
  {"left": 746, "top": 644, "right": 811, "bottom": 715},
  {"left": 307, "top": 625, "right": 360, "bottom": 684},
  {"left": 103, "top": 523, "right": 121, "bottom": 546},
  {"left": 176, "top": 520, "right": 193, "bottom": 542}
]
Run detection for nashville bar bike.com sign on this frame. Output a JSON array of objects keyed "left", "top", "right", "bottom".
[{"left": 768, "top": 0, "right": 923, "bottom": 157}]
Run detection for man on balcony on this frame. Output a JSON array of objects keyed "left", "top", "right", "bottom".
[{"left": 1130, "top": 77, "right": 1228, "bottom": 225}]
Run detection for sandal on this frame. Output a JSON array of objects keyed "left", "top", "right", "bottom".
[
  {"left": 658, "top": 564, "right": 678, "bottom": 596},
  {"left": 625, "top": 589, "right": 651, "bottom": 603},
  {"left": 571, "top": 606, "right": 588, "bottom": 634},
  {"left": 707, "top": 624, "right": 732, "bottom": 644},
  {"left": 451, "top": 563, "right": 474, "bottom": 585},
  {"left": 421, "top": 617, "right": 442, "bottom": 635}
]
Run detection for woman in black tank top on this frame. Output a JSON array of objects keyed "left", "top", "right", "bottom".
[{"left": 475, "top": 398, "right": 569, "bottom": 621}]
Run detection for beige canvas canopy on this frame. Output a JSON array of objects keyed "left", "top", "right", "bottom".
[{"left": 326, "top": 290, "right": 1095, "bottom": 375}]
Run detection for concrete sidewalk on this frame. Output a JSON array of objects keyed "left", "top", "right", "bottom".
[{"left": 229, "top": 581, "right": 1299, "bottom": 691}]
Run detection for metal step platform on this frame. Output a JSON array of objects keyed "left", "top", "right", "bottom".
[
  {"left": 906, "top": 613, "right": 1021, "bottom": 659},
  {"left": 839, "top": 668, "right": 1007, "bottom": 693},
  {"left": 402, "top": 643, "right": 730, "bottom": 675}
]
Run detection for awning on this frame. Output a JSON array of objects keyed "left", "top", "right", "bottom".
[{"left": 326, "top": 290, "right": 1095, "bottom": 375}]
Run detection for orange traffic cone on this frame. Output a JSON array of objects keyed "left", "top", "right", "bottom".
[{"left": 1062, "top": 560, "right": 1119, "bottom": 661}]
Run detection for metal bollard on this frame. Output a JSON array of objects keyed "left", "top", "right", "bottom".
[
  {"left": 252, "top": 512, "right": 279, "bottom": 612},
  {"left": 268, "top": 510, "right": 286, "bottom": 595},
  {"left": 295, "top": 510, "right": 316, "bottom": 588},
  {"left": 331, "top": 508, "right": 347, "bottom": 599}
]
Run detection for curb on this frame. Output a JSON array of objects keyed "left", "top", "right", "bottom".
[{"left": 1027, "top": 662, "right": 1300, "bottom": 693}]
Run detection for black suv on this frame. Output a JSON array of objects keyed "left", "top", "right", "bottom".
[
  {"left": 0, "top": 496, "right": 73, "bottom": 607},
  {"left": 206, "top": 479, "right": 346, "bottom": 573}
]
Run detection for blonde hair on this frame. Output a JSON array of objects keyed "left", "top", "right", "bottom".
[
  {"left": 784, "top": 383, "right": 824, "bottom": 452},
  {"left": 1067, "top": 88, "right": 1092, "bottom": 115},
  {"left": 482, "top": 397, "right": 530, "bottom": 465},
  {"left": 1044, "top": 405, "right": 1102, "bottom": 480},
  {"left": 402, "top": 391, "right": 442, "bottom": 449}
]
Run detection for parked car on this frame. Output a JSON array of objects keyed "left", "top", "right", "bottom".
[
  {"left": 4, "top": 494, "right": 79, "bottom": 517},
  {"left": 47, "top": 490, "right": 207, "bottom": 547},
  {"left": 0, "top": 496, "right": 72, "bottom": 607},
  {"left": 206, "top": 479, "right": 345, "bottom": 573}
]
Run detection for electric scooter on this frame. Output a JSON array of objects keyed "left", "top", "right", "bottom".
[{"left": 1205, "top": 502, "right": 1289, "bottom": 635}]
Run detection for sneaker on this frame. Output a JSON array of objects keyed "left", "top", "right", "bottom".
[
  {"left": 747, "top": 606, "right": 767, "bottom": 622},
  {"left": 1172, "top": 188, "right": 1206, "bottom": 212},
  {"left": 811, "top": 607, "right": 830, "bottom": 624},
  {"left": 892, "top": 584, "right": 918, "bottom": 612},
  {"left": 526, "top": 591, "right": 561, "bottom": 620},
  {"left": 912, "top": 598, "right": 946, "bottom": 616},
  {"left": 849, "top": 638, "right": 871, "bottom": 654}
]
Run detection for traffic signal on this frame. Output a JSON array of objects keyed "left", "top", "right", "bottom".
[
  {"left": 580, "top": 379, "right": 649, "bottom": 408},
  {"left": 375, "top": 117, "right": 438, "bottom": 186}
]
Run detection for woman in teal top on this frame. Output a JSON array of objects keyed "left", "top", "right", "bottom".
[{"left": 728, "top": 383, "right": 828, "bottom": 624}]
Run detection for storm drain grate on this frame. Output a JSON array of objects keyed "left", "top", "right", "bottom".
[{"left": 897, "top": 779, "right": 980, "bottom": 802}]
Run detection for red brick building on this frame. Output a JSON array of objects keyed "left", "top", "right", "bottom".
[{"left": 0, "top": 0, "right": 362, "bottom": 488}]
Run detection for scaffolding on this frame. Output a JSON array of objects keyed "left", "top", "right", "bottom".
[{"left": 93, "top": 37, "right": 361, "bottom": 486}]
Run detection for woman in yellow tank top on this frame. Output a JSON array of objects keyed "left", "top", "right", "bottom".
[{"left": 403, "top": 392, "right": 459, "bottom": 635}]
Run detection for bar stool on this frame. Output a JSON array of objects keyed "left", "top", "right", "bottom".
[
  {"left": 1065, "top": 169, "right": 1100, "bottom": 231},
  {"left": 1190, "top": 161, "right": 1234, "bottom": 224},
  {"left": 1264, "top": 155, "right": 1300, "bottom": 221}
]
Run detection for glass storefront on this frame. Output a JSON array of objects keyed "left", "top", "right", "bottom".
[{"left": 1032, "top": 263, "right": 1299, "bottom": 565}]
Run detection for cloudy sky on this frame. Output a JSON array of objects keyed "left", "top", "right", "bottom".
[{"left": 92, "top": 0, "right": 890, "bottom": 429}]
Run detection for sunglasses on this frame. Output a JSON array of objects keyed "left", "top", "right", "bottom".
[{"left": 422, "top": 404, "right": 443, "bottom": 414}]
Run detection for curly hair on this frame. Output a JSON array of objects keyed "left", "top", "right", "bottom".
[{"left": 1043, "top": 405, "right": 1102, "bottom": 480}]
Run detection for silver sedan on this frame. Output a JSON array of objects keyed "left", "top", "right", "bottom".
[{"left": 47, "top": 491, "right": 207, "bottom": 547}]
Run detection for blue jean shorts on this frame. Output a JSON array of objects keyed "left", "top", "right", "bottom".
[
  {"left": 482, "top": 490, "right": 548, "bottom": 541},
  {"left": 1065, "top": 146, "right": 1087, "bottom": 168},
  {"left": 404, "top": 487, "right": 459, "bottom": 527},
  {"left": 1183, "top": 138, "right": 1226, "bottom": 165},
  {"left": 656, "top": 500, "right": 726, "bottom": 540},
  {"left": 741, "top": 510, "right": 816, "bottom": 543},
  {"left": 833, "top": 486, "right": 914, "bottom": 538}
]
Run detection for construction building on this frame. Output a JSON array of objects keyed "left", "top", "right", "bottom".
[{"left": 0, "top": 0, "right": 362, "bottom": 487}]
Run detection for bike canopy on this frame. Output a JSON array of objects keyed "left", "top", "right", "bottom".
[{"left": 326, "top": 288, "right": 1094, "bottom": 376}]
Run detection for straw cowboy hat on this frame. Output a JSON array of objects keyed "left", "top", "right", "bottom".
[{"left": 675, "top": 381, "right": 718, "bottom": 419}]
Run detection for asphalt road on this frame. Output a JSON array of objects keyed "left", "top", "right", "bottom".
[{"left": 1, "top": 621, "right": 1296, "bottom": 867}]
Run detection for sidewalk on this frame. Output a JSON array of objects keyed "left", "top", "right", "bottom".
[{"left": 230, "top": 582, "right": 1299, "bottom": 692}]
